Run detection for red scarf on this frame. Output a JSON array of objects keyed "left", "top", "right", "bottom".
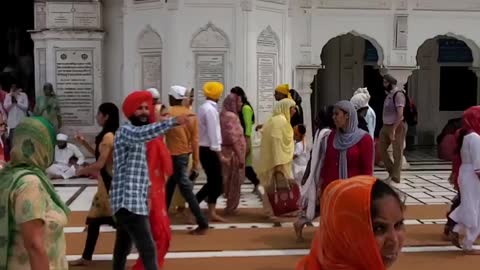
[{"left": 132, "top": 115, "right": 173, "bottom": 269}]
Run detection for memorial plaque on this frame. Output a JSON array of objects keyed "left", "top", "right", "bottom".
[
  {"left": 142, "top": 54, "right": 162, "bottom": 90},
  {"left": 55, "top": 49, "right": 94, "bottom": 126},
  {"left": 257, "top": 53, "right": 276, "bottom": 124},
  {"left": 46, "top": 2, "right": 101, "bottom": 29},
  {"left": 195, "top": 54, "right": 225, "bottom": 106}
]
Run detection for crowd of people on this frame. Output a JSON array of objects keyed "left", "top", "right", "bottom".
[{"left": 0, "top": 70, "right": 479, "bottom": 270}]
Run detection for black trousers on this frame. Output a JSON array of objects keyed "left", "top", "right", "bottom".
[
  {"left": 445, "top": 194, "right": 461, "bottom": 234},
  {"left": 112, "top": 209, "right": 158, "bottom": 270},
  {"left": 196, "top": 147, "right": 223, "bottom": 204},
  {"left": 245, "top": 166, "right": 260, "bottom": 186}
]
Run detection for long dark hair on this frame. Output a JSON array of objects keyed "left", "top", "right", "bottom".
[
  {"left": 230, "top": 86, "right": 255, "bottom": 130},
  {"left": 96, "top": 102, "right": 120, "bottom": 145},
  {"left": 313, "top": 105, "right": 335, "bottom": 136},
  {"left": 456, "top": 128, "right": 468, "bottom": 154}
]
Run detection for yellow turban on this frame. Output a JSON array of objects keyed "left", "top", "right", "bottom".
[
  {"left": 203, "top": 81, "right": 224, "bottom": 100},
  {"left": 275, "top": 84, "right": 292, "bottom": 99}
]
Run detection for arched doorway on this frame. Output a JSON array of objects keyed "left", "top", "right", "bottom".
[
  {"left": 311, "top": 33, "right": 385, "bottom": 135},
  {"left": 409, "top": 35, "right": 479, "bottom": 145},
  {"left": 0, "top": 0, "right": 35, "bottom": 99}
]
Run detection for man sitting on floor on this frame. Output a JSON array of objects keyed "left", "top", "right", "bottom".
[{"left": 46, "top": 133, "right": 85, "bottom": 179}]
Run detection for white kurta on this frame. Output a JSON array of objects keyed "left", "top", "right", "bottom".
[
  {"left": 293, "top": 140, "right": 309, "bottom": 184},
  {"left": 449, "top": 132, "right": 480, "bottom": 250}
]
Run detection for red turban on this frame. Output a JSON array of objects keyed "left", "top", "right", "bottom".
[{"left": 122, "top": 90, "right": 153, "bottom": 118}]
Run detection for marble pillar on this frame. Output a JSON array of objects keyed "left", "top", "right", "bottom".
[{"left": 31, "top": 0, "right": 105, "bottom": 138}]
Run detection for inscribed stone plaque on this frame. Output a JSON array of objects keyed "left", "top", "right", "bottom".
[
  {"left": 195, "top": 54, "right": 225, "bottom": 106},
  {"left": 46, "top": 2, "right": 100, "bottom": 29},
  {"left": 142, "top": 54, "right": 162, "bottom": 90},
  {"left": 55, "top": 49, "right": 94, "bottom": 126},
  {"left": 257, "top": 53, "right": 276, "bottom": 124},
  {"left": 37, "top": 48, "right": 47, "bottom": 93}
]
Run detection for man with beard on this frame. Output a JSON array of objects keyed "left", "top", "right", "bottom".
[
  {"left": 46, "top": 133, "right": 85, "bottom": 179},
  {"left": 378, "top": 74, "right": 407, "bottom": 183},
  {"left": 111, "top": 90, "right": 191, "bottom": 270}
]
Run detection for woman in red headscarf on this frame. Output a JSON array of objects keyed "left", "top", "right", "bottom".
[
  {"left": 133, "top": 102, "right": 173, "bottom": 270},
  {"left": 448, "top": 106, "right": 480, "bottom": 254},
  {"left": 296, "top": 176, "right": 405, "bottom": 270}
]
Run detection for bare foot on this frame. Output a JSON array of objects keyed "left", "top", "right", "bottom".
[
  {"left": 189, "top": 226, "right": 208, "bottom": 235},
  {"left": 294, "top": 220, "right": 305, "bottom": 241},
  {"left": 209, "top": 213, "right": 228, "bottom": 222},
  {"left": 69, "top": 258, "right": 91, "bottom": 266},
  {"left": 449, "top": 231, "right": 461, "bottom": 249}
]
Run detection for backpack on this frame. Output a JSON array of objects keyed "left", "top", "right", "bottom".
[{"left": 393, "top": 90, "right": 418, "bottom": 126}]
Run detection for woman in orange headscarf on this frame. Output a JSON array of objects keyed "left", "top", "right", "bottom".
[
  {"left": 133, "top": 102, "right": 173, "bottom": 270},
  {"left": 296, "top": 176, "right": 405, "bottom": 270}
]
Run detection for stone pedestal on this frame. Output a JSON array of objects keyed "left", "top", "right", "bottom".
[
  {"left": 295, "top": 65, "right": 320, "bottom": 145},
  {"left": 31, "top": 1, "right": 104, "bottom": 141}
]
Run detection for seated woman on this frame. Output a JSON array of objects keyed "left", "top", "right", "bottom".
[
  {"left": 296, "top": 176, "right": 405, "bottom": 270},
  {"left": 320, "top": 100, "right": 373, "bottom": 190}
]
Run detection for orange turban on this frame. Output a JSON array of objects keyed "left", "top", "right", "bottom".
[
  {"left": 296, "top": 176, "right": 385, "bottom": 270},
  {"left": 275, "top": 84, "right": 292, "bottom": 99},
  {"left": 122, "top": 90, "right": 153, "bottom": 118}
]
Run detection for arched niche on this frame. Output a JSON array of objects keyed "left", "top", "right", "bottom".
[
  {"left": 138, "top": 25, "right": 163, "bottom": 93},
  {"left": 191, "top": 22, "right": 230, "bottom": 108},
  {"left": 256, "top": 25, "right": 281, "bottom": 124}
]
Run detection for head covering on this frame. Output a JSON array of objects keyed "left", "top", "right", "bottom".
[
  {"left": 43, "top": 82, "right": 55, "bottom": 96},
  {"left": 350, "top": 93, "right": 370, "bottom": 110},
  {"left": 146, "top": 88, "right": 160, "bottom": 99},
  {"left": 275, "top": 84, "right": 292, "bottom": 99},
  {"left": 383, "top": 74, "right": 397, "bottom": 85},
  {"left": 56, "top": 133, "right": 68, "bottom": 141},
  {"left": 169, "top": 85, "right": 189, "bottom": 100},
  {"left": 122, "top": 90, "right": 153, "bottom": 118},
  {"left": 353, "top": 87, "right": 371, "bottom": 100},
  {"left": 333, "top": 100, "right": 367, "bottom": 179},
  {"left": 203, "top": 82, "right": 224, "bottom": 100},
  {"left": 290, "top": 89, "right": 302, "bottom": 105},
  {"left": 257, "top": 98, "right": 296, "bottom": 176},
  {"left": 222, "top": 93, "right": 239, "bottom": 113},
  {"left": 273, "top": 98, "right": 296, "bottom": 120},
  {"left": 462, "top": 105, "right": 480, "bottom": 135},
  {"left": 0, "top": 117, "right": 70, "bottom": 269},
  {"left": 296, "top": 176, "right": 385, "bottom": 270}
]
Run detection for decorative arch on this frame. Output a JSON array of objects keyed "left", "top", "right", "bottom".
[
  {"left": 257, "top": 25, "right": 280, "bottom": 53},
  {"left": 319, "top": 30, "right": 385, "bottom": 66},
  {"left": 414, "top": 32, "right": 480, "bottom": 67},
  {"left": 191, "top": 22, "right": 230, "bottom": 49},
  {"left": 138, "top": 25, "right": 163, "bottom": 50}
]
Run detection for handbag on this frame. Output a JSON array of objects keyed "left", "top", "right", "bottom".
[{"left": 267, "top": 171, "right": 300, "bottom": 216}]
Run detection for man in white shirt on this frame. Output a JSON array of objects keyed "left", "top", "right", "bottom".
[
  {"left": 3, "top": 82, "right": 28, "bottom": 142},
  {"left": 196, "top": 81, "right": 226, "bottom": 222},
  {"left": 46, "top": 133, "right": 85, "bottom": 179}
]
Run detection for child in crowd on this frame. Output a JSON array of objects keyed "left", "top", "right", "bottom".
[{"left": 293, "top": 124, "right": 309, "bottom": 184}]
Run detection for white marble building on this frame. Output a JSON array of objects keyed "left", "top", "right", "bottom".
[{"left": 31, "top": 0, "right": 480, "bottom": 145}]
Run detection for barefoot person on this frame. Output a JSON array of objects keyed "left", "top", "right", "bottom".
[
  {"left": 196, "top": 82, "right": 227, "bottom": 222},
  {"left": 448, "top": 105, "right": 480, "bottom": 255},
  {"left": 111, "top": 90, "right": 191, "bottom": 270}
]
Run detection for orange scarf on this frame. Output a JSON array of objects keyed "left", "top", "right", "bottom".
[{"left": 296, "top": 176, "right": 385, "bottom": 270}]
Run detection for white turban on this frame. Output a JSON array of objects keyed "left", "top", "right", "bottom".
[
  {"left": 56, "top": 133, "right": 68, "bottom": 141},
  {"left": 350, "top": 93, "right": 370, "bottom": 111},
  {"left": 146, "top": 88, "right": 160, "bottom": 99},
  {"left": 353, "top": 87, "right": 371, "bottom": 101}
]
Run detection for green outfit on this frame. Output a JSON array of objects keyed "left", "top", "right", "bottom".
[
  {"left": 0, "top": 117, "right": 70, "bottom": 270},
  {"left": 242, "top": 104, "right": 254, "bottom": 166},
  {"left": 33, "top": 95, "right": 62, "bottom": 131}
]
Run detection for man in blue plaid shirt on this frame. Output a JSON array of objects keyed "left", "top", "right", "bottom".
[{"left": 111, "top": 90, "right": 191, "bottom": 270}]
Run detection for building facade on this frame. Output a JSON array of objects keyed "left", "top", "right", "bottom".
[{"left": 31, "top": 0, "right": 480, "bottom": 145}]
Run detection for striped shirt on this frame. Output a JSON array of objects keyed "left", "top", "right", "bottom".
[{"left": 110, "top": 118, "right": 177, "bottom": 216}]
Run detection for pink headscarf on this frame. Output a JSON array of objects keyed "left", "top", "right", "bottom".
[{"left": 220, "top": 93, "right": 243, "bottom": 145}]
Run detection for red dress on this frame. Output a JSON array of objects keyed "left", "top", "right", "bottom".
[
  {"left": 132, "top": 136, "right": 173, "bottom": 270},
  {"left": 320, "top": 130, "right": 374, "bottom": 190}
]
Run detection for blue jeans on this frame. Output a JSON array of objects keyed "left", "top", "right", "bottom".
[{"left": 166, "top": 154, "right": 209, "bottom": 228}]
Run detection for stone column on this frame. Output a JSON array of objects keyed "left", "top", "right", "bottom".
[
  {"left": 295, "top": 65, "right": 320, "bottom": 145},
  {"left": 382, "top": 66, "right": 415, "bottom": 169},
  {"left": 31, "top": 0, "right": 104, "bottom": 139}
]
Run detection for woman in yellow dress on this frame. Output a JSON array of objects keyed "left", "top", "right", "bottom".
[{"left": 70, "top": 102, "right": 119, "bottom": 266}]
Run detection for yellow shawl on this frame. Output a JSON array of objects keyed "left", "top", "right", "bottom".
[{"left": 257, "top": 99, "right": 296, "bottom": 174}]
